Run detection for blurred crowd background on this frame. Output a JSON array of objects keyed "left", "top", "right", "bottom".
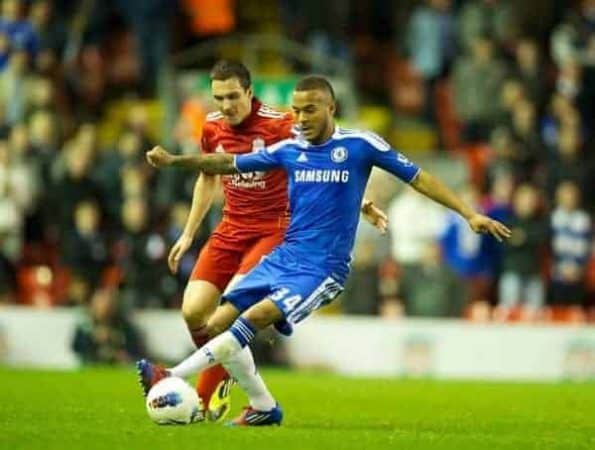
[{"left": 0, "top": 0, "right": 594, "bottom": 362}]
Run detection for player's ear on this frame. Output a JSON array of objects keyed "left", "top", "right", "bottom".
[
  {"left": 246, "top": 86, "right": 254, "bottom": 99},
  {"left": 329, "top": 101, "right": 336, "bottom": 117}
]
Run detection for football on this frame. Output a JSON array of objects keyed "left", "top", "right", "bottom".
[{"left": 145, "top": 377, "right": 204, "bottom": 425}]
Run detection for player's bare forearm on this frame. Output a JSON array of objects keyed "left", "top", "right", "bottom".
[
  {"left": 173, "top": 154, "right": 238, "bottom": 174},
  {"left": 199, "top": 154, "right": 239, "bottom": 174},
  {"left": 411, "top": 170, "right": 512, "bottom": 240},
  {"left": 146, "top": 146, "right": 238, "bottom": 174},
  {"left": 182, "top": 174, "right": 218, "bottom": 238},
  {"left": 410, "top": 170, "right": 476, "bottom": 220},
  {"left": 169, "top": 154, "right": 203, "bottom": 169}
]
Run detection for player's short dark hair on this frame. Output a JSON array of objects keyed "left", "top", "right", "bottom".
[
  {"left": 294, "top": 76, "right": 335, "bottom": 101},
  {"left": 210, "top": 60, "right": 251, "bottom": 90}
]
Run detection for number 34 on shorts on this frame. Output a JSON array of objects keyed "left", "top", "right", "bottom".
[{"left": 269, "top": 276, "right": 343, "bottom": 324}]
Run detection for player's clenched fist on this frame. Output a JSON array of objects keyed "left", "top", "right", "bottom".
[{"left": 146, "top": 146, "right": 174, "bottom": 168}]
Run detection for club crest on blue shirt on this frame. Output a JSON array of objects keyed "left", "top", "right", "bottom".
[{"left": 331, "top": 147, "right": 348, "bottom": 163}]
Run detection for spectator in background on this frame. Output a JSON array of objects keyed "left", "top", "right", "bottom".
[
  {"left": 496, "top": 77, "right": 525, "bottom": 127},
  {"left": 285, "top": 0, "right": 352, "bottom": 74},
  {"left": 0, "top": 49, "right": 30, "bottom": 124},
  {"left": 452, "top": 35, "right": 507, "bottom": 142},
  {"left": 0, "top": 138, "right": 36, "bottom": 265},
  {"left": 124, "top": 103, "right": 154, "bottom": 151},
  {"left": 72, "top": 288, "right": 143, "bottom": 365},
  {"left": 113, "top": 0, "right": 174, "bottom": 95},
  {"left": 440, "top": 184, "right": 497, "bottom": 305},
  {"left": 488, "top": 127, "right": 520, "bottom": 181},
  {"left": 387, "top": 185, "right": 446, "bottom": 277},
  {"left": 555, "top": 57, "right": 595, "bottom": 127},
  {"left": 28, "top": 109, "right": 59, "bottom": 172},
  {"left": 507, "top": 99, "right": 542, "bottom": 181},
  {"left": 481, "top": 171, "right": 514, "bottom": 296},
  {"left": 0, "top": 0, "right": 39, "bottom": 61},
  {"left": 95, "top": 130, "right": 143, "bottom": 225},
  {"left": 341, "top": 220, "right": 390, "bottom": 315},
  {"left": 9, "top": 122, "right": 38, "bottom": 180},
  {"left": 405, "top": 0, "right": 456, "bottom": 123},
  {"left": 61, "top": 201, "right": 108, "bottom": 289},
  {"left": 28, "top": 0, "right": 66, "bottom": 72},
  {"left": 540, "top": 93, "right": 581, "bottom": 153},
  {"left": 385, "top": 185, "right": 446, "bottom": 318},
  {"left": 27, "top": 109, "right": 58, "bottom": 239},
  {"left": 483, "top": 170, "right": 514, "bottom": 224},
  {"left": 27, "top": 76, "right": 55, "bottom": 117},
  {"left": 497, "top": 184, "right": 547, "bottom": 319},
  {"left": 550, "top": 181, "right": 592, "bottom": 306},
  {"left": 546, "top": 125, "right": 591, "bottom": 199},
  {"left": 120, "top": 165, "right": 148, "bottom": 200},
  {"left": 49, "top": 137, "right": 101, "bottom": 233},
  {"left": 115, "top": 196, "right": 172, "bottom": 308},
  {"left": 458, "top": 0, "right": 519, "bottom": 52},
  {"left": 8, "top": 122, "right": 45, "bottom": 239},
  {"left": 513, "top": 38, "right": 546, "bottom": 108},
  {"left": 551, "top": 0, "right": 595, "bottom": 66},
  {"left": 398, "top": 241, "right": 464, "bottom": 317}
]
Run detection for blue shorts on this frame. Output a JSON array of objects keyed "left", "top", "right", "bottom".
[{"left": 222, "top": 249, "right": 344, "bottom": 324}]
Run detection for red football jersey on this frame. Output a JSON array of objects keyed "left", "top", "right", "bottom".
[{"left": 200, "top": 99, "right": 293, "bottom": 222}]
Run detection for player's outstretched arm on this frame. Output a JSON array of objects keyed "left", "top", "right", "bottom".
[
  {"left": 146, "top": 146, "right": 238, "bottom": 174},
  {"left": 410, "top": 170, "right": 512, "bottom": 241}
]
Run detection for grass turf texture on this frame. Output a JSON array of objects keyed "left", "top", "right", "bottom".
[{"left": 1, "top": 367, "right": 594, "bottom": 450}]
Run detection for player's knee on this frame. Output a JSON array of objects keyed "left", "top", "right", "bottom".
[
  {"left": 181, "top": 289, "right": 214, "bottom": 327},
  {"left": 181, "top": 302, "right": 209, "bottom": 327}
]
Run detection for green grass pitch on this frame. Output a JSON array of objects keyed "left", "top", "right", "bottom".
[{"left": 1, "top": 367, "right": 594, "bottom": 450}]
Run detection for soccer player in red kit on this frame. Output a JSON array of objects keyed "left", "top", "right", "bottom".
[{"left": 153, "top": 60, "right": 388, "bottom": 423}]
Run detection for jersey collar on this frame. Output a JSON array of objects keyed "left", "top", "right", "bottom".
[{"left": 302, "top": 125, "right": 341, "bottom": 148}]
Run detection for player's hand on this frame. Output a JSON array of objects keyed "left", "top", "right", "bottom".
[
  {"left": 168, "top": 234, "right": 193, "bottom": 274},
  {"left": 146, "top": 146, "right": 174, "bottom": 168},
  {"left": 467, "top": 214, "right": 512, "bottom": 242},
  {"left": 361, "top": 200, "right": 388, "bottom": 234}
]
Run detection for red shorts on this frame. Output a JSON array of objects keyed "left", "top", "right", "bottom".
[{"left": 190, "top": 217, "right": 288, "bottom": 292}]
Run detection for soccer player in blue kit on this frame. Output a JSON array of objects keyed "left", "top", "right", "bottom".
[{"left": 140, "top": 76, "right": 511, "bottom": 426}]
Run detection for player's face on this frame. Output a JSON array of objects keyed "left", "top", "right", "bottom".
[
  {"left": 211, "top": 78, "right": 253, "bottom": 126},
  {"left": 291, "top": 89, "right": 336, "bottom": 144}
]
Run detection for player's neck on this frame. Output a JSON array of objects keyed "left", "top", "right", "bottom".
[
  {"left": 230, "top": 99, "right": 260, "bottom": 128},
  {"left": 309, "top": 123, "right": 335, "bottom": 145}
]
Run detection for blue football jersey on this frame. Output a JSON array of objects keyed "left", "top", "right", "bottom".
[{"left": 234, "top": 127, "right": 420, "bottom": 282}]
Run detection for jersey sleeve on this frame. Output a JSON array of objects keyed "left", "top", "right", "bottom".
[
  {"left": 363, "top": 132, "right": 420, "bottom": 183},
  {"left": 234, "top": 139, "right": 289, "bottom": 173}
]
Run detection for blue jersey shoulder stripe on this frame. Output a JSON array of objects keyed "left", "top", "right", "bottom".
[
  {"left": 333, "top": 130, "right": 391, "bottom": 151},
  {"left": 266, "top": 137, "right": 297, "bottom": 153}
]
